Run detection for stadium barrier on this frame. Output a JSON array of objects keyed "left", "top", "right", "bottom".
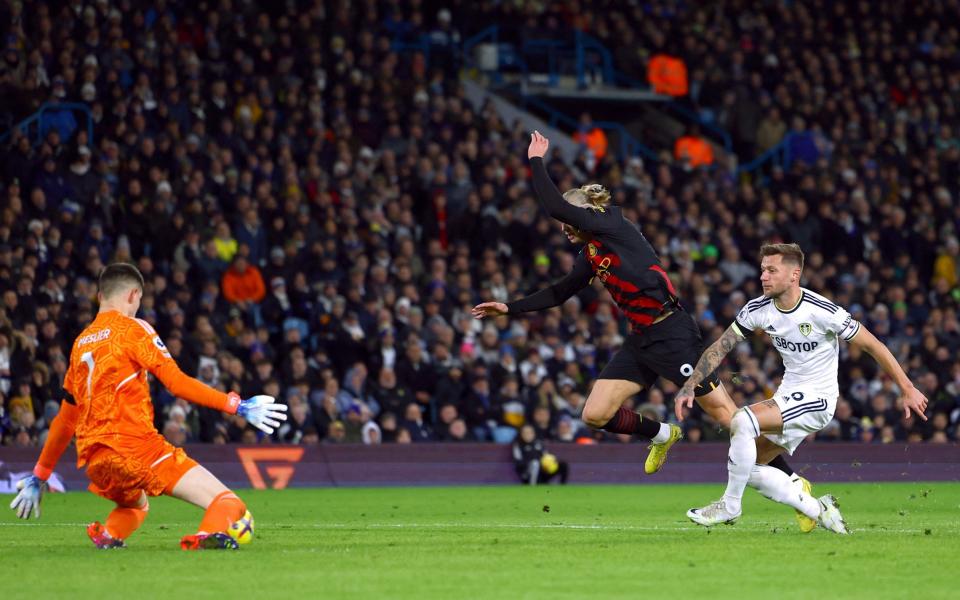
[{"left": 1, "top": 443, "right": 958, "bottom": 491}]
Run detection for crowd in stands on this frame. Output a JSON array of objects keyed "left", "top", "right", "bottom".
[{"left": 1, "top": 0, "right": 959, "bottom": 450}]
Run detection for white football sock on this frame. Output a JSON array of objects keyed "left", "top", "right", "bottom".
[
  {"left": 651, "top": 422, "right": 672, "bottom": 444},
  {"left": 722, "top": 409, "right": 759, "bottom": 514},
  {"left": 749, "top": 464, "right": 820, "bottom": 519}
]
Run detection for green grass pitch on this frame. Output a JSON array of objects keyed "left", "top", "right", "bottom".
[{"left": 1, "top": 483, "right": 958, "bottom": 599}]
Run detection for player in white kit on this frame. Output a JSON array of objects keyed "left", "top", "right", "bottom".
[{"left": 674, "top": 243, "right": 928, "bottom": 533}]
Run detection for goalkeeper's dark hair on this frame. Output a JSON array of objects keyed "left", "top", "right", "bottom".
[
  {"left": 99, "top": 263, "right": 145, "bottom": 299},
  {"left": 759, "top": 243, "right": 804, "bottom": 270}
]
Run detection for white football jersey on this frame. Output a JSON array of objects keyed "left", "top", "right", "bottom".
[{"left": 732, "top": 288, "right": 860, "bottom": 396}]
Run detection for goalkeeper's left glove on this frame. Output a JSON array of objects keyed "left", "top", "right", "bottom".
[
  {"left": 10, "top": 476, "right": 48, "bottom": 520},
  {"left": 237, "top": 395, "right": 289, "bottom": 435}
]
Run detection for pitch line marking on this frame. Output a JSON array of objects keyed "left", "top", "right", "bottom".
[{"left": 1, "top": 521, "right": 955, "bottom": 534}]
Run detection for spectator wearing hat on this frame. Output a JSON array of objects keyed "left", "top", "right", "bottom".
[
  {"left": 343, "top": 403, "right": 367, "bottom": 443},
  {"left": 368, "top": 327, "right": 399, "bottom": 376},
  {"left": 338, "top": 363, "right": 380, "bottom": 416},
  {"left": 362, "top": 418, "right": 383, "bottom": 444}
]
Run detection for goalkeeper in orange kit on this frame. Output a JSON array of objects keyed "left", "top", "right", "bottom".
[{"left": 8, "top": 264, "right": 287, "bottom": 550}]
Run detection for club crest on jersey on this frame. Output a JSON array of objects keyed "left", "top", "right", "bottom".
[
  {"left": 798, "top": 323, "right": 812, "bottom": 336},
  {"left": 592, "top": 256, "right": 612, "bottom": 282},
  {"left": 587, "top": 243, "right": 598, "bottom": 257}
]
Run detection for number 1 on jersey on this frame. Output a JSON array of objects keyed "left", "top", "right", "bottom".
[{"left": 81, "top": 351, "right": 95, "bottom": 400}]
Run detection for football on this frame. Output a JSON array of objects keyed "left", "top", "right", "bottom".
[
  {"left": 541, "top": 453, "right": 559, "bottom": 475},
  {"left": 228, "top": 510, "right": 255, "bottom": 545}
]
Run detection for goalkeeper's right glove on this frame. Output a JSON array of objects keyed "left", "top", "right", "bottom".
[
  {"left": 237, "top": 395, "right": 289, "bottom": 435},
  {"left": 9, "top": 475, "right": 48, "bottom": 520}
]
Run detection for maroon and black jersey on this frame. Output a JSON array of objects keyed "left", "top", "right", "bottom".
[{"left": 506, "top": 157, "right": 679, "bottom": 333}]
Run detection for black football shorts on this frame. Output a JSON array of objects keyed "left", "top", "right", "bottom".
[{"left": 598, "top": 310, "right": 721, "bottom": 396}]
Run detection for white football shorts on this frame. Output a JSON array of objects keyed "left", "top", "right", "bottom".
[{"left": 760, "top": 385, "right": 838, "bottom": 455}]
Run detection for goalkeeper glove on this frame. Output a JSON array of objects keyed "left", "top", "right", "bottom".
[
  {"left": 10, "top": 476, "right": 48, "bottom": 520},
  {"left": 237, "top": 395, "right": 288, "bottom": 434}
]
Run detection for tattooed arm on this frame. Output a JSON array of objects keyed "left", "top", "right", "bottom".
[{"left": 673, "top": 324, "right": 742, "bottom": 421}]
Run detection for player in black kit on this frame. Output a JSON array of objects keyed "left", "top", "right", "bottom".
[{"left": 474, "top": 132, "right": 798, "bottom": 481}]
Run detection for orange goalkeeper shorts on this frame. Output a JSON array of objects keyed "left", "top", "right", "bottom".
[{"left": 85, "top": 438, "right": 198, "bottom": 506}]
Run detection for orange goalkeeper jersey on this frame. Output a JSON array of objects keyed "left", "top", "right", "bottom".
[{"left": 63, "top": 310, "right": 239, "bottom": 465}]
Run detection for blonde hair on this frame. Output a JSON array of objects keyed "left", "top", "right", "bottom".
[{"left": 563, "top": 184, "right": 611, "bottom": 209}]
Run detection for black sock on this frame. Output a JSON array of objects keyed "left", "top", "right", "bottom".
[
  {"left": 634, "top": 414, "right": 661, "bottom": 439},
  {"left": 600, "top": 407, "right": 661, "bottom": 439},
  {"left": 767, "top": 454, "right": 794, "bottom": 476}
]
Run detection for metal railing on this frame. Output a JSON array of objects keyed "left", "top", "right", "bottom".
[
  {"left": 462, "top": 27, "right": 616, "bottom": 89},
  {"left": 390, "top": 37, "right": 431, "bottom": 63},
  {"left": 573, "top": 30, "right": 615, "bottom": 88},
  {"left": 518, "top": 92, "right": 657, "bottom": 162},
  {"left": 737, "top": 132, "right": 797, "bottom": 176},
  {"left": 664, "top": 101, "right": 733, "bottom": 153},
  {"left": 0, "top": 102, "right": 94, "bottom": 147},
  {"left": 348, "top": 24, "right": 790, "bottom": 176},
  {"left": 460, "top": 26, "right": 735, "bottom": 156},
  {"left": 462, "top": 25, "right": 499, "bottom": 64}
]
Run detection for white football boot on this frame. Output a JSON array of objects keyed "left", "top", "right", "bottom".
[
  {"left": 687, "top": 499, "right": 741, "bottom": 527},
  {"left": 816, "top": 494, "right": 849, "bottom": 534}
]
